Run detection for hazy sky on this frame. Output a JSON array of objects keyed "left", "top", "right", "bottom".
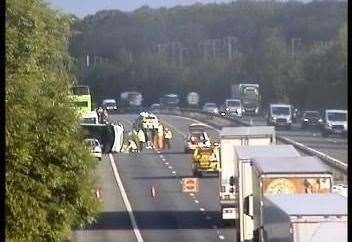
[{"left": 47, "top": 0, "right": 235, "bottom": 18}]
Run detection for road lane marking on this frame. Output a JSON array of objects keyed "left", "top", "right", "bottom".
[
  {"left": 168, "top": 166, "right": 173, "bottom": 169},
  {"left": 200, "top": 208, "right": 205, "bottom": 211},
  {"left": 109, "top": 154, "right": 144, "bottom": 242},
  {"left": 172, "top": 171, "right": 176, "bottom": 174},
  {"left": 194, "top": 199, "right": 199, "bottom": 204},
  {"left": 189, "top": 193, "right": 194, "bottom": 197},
  {"left": 206, "top": 215, "right": 212, "bottom": 220},
  {"left": 164, "top": 162, "right": 169, "bottom": 165}
]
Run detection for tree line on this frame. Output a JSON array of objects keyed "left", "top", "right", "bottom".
[
  {"left": 69, "top": 1, "right": 347, "bottom": 110},
  {"left": 6, "top": 0, "right": 100, "bottom": 241}
]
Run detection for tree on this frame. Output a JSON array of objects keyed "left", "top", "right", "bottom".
[{"left": 6, "top": 0, "right": 101, "bottom": 241}]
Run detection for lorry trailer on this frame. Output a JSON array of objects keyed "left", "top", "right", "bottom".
[
  {"left": 261, "top": 193, "right": 347, "bottom": 242},
  {"left": 250, "top": 156, "right": 333, "bottom": 242},
  {"left": 219, "top": 126, "right": 276, "bottom": 223},
  {"left": 234, "top": 145, "right": 300, "bottom": 242}
]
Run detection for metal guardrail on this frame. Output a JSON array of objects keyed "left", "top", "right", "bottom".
[{"left": 176, "top": 108, "right": 347, "bottom": 174}]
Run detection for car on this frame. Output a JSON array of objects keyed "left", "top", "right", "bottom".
[
  {"left": 150, "top": 103, "right": 161, "bottom": 114},
  {"left": 321, "top": 109, "right": 347, "bottom": 137},
  {"left": 224, "top": 99, "right": 243, "bottom": 117},
  {"left": 102, "top": 99, "right": 118, "bottom": 112},
  {"left": 184, "top": 123, "right": 211, "bottom": 153},
  {"left": 84, "top": 138, "right": 102, "bottom": 160},
  {"left": 202, "top": 102, "right": 219, "bottom": 114},
  {"left": 301, "top": 110, "right": 323, "bottom": 129}
]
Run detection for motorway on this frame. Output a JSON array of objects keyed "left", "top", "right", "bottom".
[
  {"left": 184, "top": 112, "right": 347, "bottom": 164},
  {"left": 73, "top": 113, "right": 347, "bottom": 242},
  {"left": 73, "top": 114, "right": 236, "bottom": 242}
]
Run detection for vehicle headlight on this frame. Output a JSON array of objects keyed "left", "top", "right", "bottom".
[
  {"left": 272, "top": 117, "right": 277, "bottom": 120},
  {"left": 303, "top": 118, "right": 308, "bottom": 122},
  {"left": 226, "top": 107, "right": 229, "bottom": 111}
]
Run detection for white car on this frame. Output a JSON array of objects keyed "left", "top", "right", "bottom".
[
  {"left": 140, "top": 112, "right": 160, "bottom": 129},
  {"left": 84, "top": 138, "right": 102, "bottom": 160},
  {"left": 202, "top": 102, "right": 219, "bottom": 114}
]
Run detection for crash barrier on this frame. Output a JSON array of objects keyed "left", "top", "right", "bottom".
[
  {"left": 80, "top": 123, "right": 124, "bottom": 153},
  {"left": 162, "top": 107, "right": 347, "bottom": 174}
]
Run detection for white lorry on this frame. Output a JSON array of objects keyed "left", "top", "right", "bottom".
[
  {"left": 219, "top": 126, "right": 276, "bottom": 224},
  {"left": 234, "top": 145, "right": 300, "bottom": 242},
  {"left": 261, "top": 193, "right": 347, "bottom": 242},
  {"left": 267, "top": 104, "right": 292, "bottom": 129},
  {"left": 249, "top": 156, "right": 333, "bottom": 242}
]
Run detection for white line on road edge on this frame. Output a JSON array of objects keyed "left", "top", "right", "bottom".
[{"left": 109, "top": 154, "right": 144, "bottom": 242}]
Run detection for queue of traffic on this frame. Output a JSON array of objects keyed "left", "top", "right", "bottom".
[{"left": 182, "top": 123, "right": 347, "bottom": 242}]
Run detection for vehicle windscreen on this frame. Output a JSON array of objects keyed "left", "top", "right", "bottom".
[
  {"left": 271, "top": 106, "right": 290, "bottom": 115},
  {"left": 103, "top": 102, "right": 116, "bottom": 106},
  {"left": 327, "top": 112, "right": 347, "bottom": 121},
  {"left": 205, "top": 103, "right": 217, "bottom": 107},
  {"left": 227, "top": 100, "right": 240, "bottom": 106},
  {"left": 72, "top": 86, "right": 89, "bottom": 95},
  {"left": 304, "top": 112, "right": 320, "bottom": 118},
  {"left": 243, "top": 88, "right": 258, "bottom": 98}
]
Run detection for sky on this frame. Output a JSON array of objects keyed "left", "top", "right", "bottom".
[{"left": 47, "top": 0, "right": 236, "bottom": 18}]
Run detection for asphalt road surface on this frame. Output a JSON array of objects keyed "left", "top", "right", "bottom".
[
  {"left": 73, "top": 113, "right": 347, "bottom": 242},
  {"left": 74, "top": 113, "right": 236, "bottom": 242}
]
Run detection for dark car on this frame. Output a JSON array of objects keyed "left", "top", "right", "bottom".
[{"left": 301, "top": 111, "right": 323, "bottom": 129}]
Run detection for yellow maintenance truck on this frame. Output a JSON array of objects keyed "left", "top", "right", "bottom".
[{"left": 192, "top": 143, "right": 220, "bottom": 177}]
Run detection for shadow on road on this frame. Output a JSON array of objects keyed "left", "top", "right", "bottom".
[{"left": 81, "top": 211, "right": 223, "bottom": 231}]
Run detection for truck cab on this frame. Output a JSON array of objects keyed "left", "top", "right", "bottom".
[
  {"left": 267, "top": 104, "right": 292, "bottom": 129},
  {"left": 321, "top": 109, "right": 347, "bottom": 137}
]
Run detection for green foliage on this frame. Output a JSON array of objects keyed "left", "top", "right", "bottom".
[
  {"left": 69, "top": 1, "right": 346, "bottom": 109},
  {"left": 6, "top": 0, "right": 101, "bottom": 241}
]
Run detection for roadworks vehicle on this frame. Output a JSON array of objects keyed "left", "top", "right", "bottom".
[
  {"left": 192, "top": 143, "right": 220, "bottom": 177},
  {"left": 260, "top": 193, "right": 347, "bottom": 242},
  {"left": 249, "top": 156, "right": 333, "bottom": 242},
  {"left": 184, "top": 123, "right": 210, "bottom": 153},
  {"left": 219, "top": 126, "right": 275, "bottom": 225}
]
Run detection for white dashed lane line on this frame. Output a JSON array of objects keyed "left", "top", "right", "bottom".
[
  {"left": 189, "top": 193, "right": 195, "bottom": 197},
  {"left": 200, "top": 208, "right": 205, "bottom": 211},
  {"left": 194, "top": 199, "right": 199, "bottom": 204},
  {"left": 218, "top": 235, "right": 225, "bottom": 240},
  {"left": 171, "top": 171, "right": 176, "bottom": 174},
  {"left": 168, "top": 166, "right": 173, "bottom": 169},
  {"left": 164, "top": 162, "right": 169, "bottom": 165}
]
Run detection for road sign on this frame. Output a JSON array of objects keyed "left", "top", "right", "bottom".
[{"left": 182, "top": 178, "right": 199, "bottom": 193}]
